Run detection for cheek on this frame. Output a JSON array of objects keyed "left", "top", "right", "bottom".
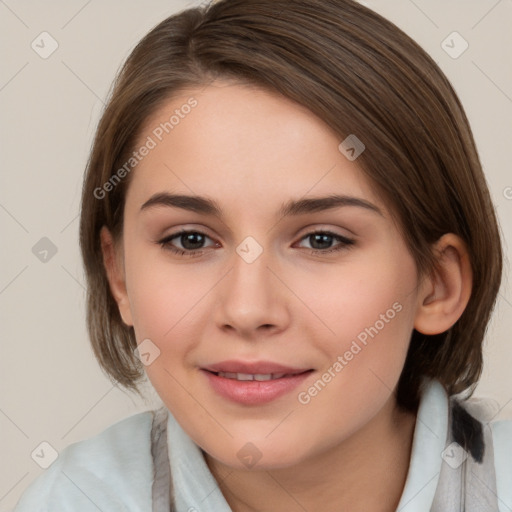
[
  {"left": 123, "top": 248, "right": 218, "bottom": 392},
  {"left": 296, "top": 247, "right": 417, "bottom": 351},
  {"left": 296, "top": 247, "right": 418, "bottom": 407},
  {"left": 289, "top": 274, "right": 416, "bottom": 461},
  {"left": 124, "top": 245, "right": 208, "bottom": 340}
]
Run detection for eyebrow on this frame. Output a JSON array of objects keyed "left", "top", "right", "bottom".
[{"left": 140, "top": 192, "right": 383, "bottom": 218}]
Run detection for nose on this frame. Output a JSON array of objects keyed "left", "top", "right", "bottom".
[{"left": 213, "top": 244, "right": 291, "bottom": 339}]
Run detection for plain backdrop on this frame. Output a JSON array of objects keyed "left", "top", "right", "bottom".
[{"left": 1, "top": 0, "right": 511, "bottom": 510}]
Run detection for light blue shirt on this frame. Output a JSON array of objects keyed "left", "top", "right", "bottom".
[{"left": 13, "top": 380, "right": 512, "bottom": 511}]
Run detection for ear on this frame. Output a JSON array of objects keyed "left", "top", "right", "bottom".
[
  {"left": 414, "top": 233, "right": 472, "bottom": 335},
  {"left": 100, "top": 226, "right": 134, "bottom": 326}
]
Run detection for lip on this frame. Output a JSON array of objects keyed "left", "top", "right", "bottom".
[
  {"left": 203, "top": 360, "right": 309, "bottom": 375},
  {"left": 201, "top": 360, "right": 314, "bottom": 405}
]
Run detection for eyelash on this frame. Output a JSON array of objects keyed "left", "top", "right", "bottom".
[{"left": 157, "top": 229, "right": 355, "bottom": 258}]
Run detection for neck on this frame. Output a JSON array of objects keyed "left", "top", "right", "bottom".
[{"left": 205, "top": 394, "right": 417, "bottom": 512}]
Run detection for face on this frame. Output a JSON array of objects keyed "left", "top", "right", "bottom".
[{"left": 109, "top": 80, "right": 426, "bottom": 470}]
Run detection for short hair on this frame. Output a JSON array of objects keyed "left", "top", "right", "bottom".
[{"left": 79, "top": 0, "right": 503, "bottom": 411}]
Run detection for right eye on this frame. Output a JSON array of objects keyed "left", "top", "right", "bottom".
[{"left": 158, "top": 229, "right": 219, "bottom": 257}]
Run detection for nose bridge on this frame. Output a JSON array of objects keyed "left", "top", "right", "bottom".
[
  {"left": 230, "top": 234, "right": 276, "bottom": 307},
  {"left": 214, "top": 234, "right": 288, "bottom": 334},
  {"left": 234, "top": 236, "right": 271, "bottom": 286}
]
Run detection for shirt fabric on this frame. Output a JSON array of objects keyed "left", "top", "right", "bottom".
[{"left": 13, "top": 379, "right": 512, "bottom": 511}]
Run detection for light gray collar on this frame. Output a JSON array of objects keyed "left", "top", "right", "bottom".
[{"left": 166, "top": 414, "right": 232, "bottom": 512}]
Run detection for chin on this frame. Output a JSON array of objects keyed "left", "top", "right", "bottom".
[{"left": 201, "top": 433, "right": 314, "bottom": 472}]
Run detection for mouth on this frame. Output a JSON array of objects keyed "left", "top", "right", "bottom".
[
  {"left": 202, "top": 360, "right": 311, "bottom": 375},
  {"left": 205, "top": 370, "right": 310, "bottom": 381},
  {"left": 201, "top": 361, "right": 314, "bottom": 405}
]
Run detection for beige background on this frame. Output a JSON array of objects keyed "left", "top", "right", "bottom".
[{"left": 1, "top": 0, "right": 511, "bottom": 510}]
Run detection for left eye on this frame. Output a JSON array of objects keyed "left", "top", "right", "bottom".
[
  {"left": 158, "top": 229, "right": 354, "bottom": 257},
  {"left": 296, "top": 231, "right": 355, "bottom": 252}
]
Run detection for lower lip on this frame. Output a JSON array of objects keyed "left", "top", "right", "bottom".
[{"left": 202, "top": 370, "right": 313, "bottom": 405}]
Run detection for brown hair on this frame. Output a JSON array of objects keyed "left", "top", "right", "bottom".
[{"left": 79, "top": 0, "right": 503, "bottom": 410}]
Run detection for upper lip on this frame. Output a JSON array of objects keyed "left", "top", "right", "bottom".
[{"left": 202, "top": 360, "right": 311, "bottom": 375}]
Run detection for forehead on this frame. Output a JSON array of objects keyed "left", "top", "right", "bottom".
[{"left": 127, "top": 80, "right": 383, "bottom": 216}]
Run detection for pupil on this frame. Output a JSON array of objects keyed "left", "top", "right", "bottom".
[
  {"left": 311, "top": 234, "right": 332, "bottom": 249},
  {"left": 182, "top": 232, "right": 204, "bottom": 250}
]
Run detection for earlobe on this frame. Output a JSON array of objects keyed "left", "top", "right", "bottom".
[
  {"left": 414, "top": 233, "right": 472, "bottom": 335},
  {"left": 100, "top": 226, "right": 134, "bottom": 326}
]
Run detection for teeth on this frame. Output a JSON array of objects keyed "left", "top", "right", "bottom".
[
  {"left": 237, "top": 373, "right": 254, "bottom": 381},
  {"left": 217, "top": 372, "right": 288, "bottom": 381},
  {"left": 254, "top": 374, "right": 273, "bottom": 381}
]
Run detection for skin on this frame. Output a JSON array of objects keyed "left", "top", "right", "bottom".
[{"left": 101, "top": 80, "right": 472, "bottom": 511}]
